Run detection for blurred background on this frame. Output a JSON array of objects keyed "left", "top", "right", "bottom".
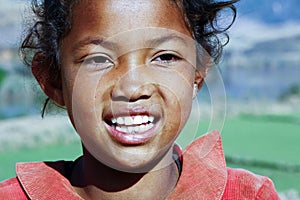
[{"left": 0, "top": 0, "right": 299, "bottom": 198}]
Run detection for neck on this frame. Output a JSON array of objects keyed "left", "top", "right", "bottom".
[{"left": 70, "top": 146, "right": 179, "bottom": 200}]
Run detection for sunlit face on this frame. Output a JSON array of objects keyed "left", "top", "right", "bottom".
[{"left": 59, "top": 0, "right": 200, "bottom": 172}]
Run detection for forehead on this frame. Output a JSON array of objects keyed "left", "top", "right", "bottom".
[{"left": 69, "top": 0, "right": 190, "bottom": 37}]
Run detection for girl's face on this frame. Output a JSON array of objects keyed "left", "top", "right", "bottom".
[{"left": 59, "top": 0, "right": 201, "bottom": 171}]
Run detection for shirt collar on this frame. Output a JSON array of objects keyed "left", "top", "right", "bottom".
[
  {"left": 167, "top": 130, "right": 227, "bottom": 200},
  {"left": 16, "top": 162, "right": 82, "bottom": 199},
  {"left": 16, "top": 130, "right": 226, "bottom": 200}
]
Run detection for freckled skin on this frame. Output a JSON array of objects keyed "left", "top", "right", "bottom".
[{"left": 49, "top": 0, "right": 202, "bottom": 199}]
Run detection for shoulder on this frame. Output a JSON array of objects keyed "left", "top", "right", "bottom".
[
  {"left": 223, "top": 168, "right": 280, "bottom": 200},
  {"left": 0, "top": 160, "right": 78, "bottom": 200},
  {"left": 0, "top": 177, "right": 28, "bottom": 199},
  {"left": 15, "top": 161, "right": 82, "bottom": 199}
]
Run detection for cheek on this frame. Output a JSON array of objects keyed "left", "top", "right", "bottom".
[
  {"left": 158, "top": 72, "right": 194, "bottom": 140},
  {"left": 155, "top": 66, "right": 194, "bottom": 109},
  {"left": 65, "top": 66, "right": 107, "bottom": 131},
  {"left": 164, "top": 85, "right": 193, "bottom": 125}
]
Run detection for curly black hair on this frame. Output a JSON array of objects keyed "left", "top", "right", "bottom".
[
  {"left": 21, "top": 0, "right": 78, "bottom": 79},
  {"left": 20, "top": 0, "right": 238, "bottom": 116}
]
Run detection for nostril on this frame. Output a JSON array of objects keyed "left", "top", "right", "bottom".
[{"left": 111, "top": 82, "right": 155, "bottom": 102}]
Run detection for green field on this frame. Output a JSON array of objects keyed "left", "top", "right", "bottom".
[
  {"left": 221, "top": 115, "right": 300, "bottom": 193},
  {"left": 0, "top": 114, "right": 299, "bottom": 193}
]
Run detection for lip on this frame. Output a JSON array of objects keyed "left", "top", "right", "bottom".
[{"left": 103, "top": 105, "right": 162, "bottom": 145}]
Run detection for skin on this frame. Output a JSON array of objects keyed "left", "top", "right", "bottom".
[{"left": 32, "top": 0, "right": 203, "bottom": 199}]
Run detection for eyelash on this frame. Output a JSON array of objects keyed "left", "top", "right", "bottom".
[
  {"left": 80, "top": 52, "right": 181, "bottom": 69},
  {"left": 152, "top": 53, "right": 182, "bottom": 65},
  {"left": 82, "top": 55, "right": 114, "bottom": 69}
]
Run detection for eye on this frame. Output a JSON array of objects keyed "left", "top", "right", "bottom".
[
  {"left": 82, "top": 55, "right": 114, "bottom": 69},
  {"left": 152, "top": 53, "right": 182, "bottom": 65}
]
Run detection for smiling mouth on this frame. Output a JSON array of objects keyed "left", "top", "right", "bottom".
[
  {"left": 104, "top": 114, "right": 160, "bottom": 145},
  {"left": 106, "top": 115, "right": 157, "bottom": 134}
]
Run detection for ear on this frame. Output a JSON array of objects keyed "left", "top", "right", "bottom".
[
  {"left": 192, "top": 68, "right": 206, "bottom": 99},
  {"left": 32, "top": 53, "right": 65, "bottom": 106}
]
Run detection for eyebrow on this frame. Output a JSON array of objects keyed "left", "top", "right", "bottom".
[
  {"left": 146, "top": 34, "right": 190, "bottom": 47},
  {"left": 72, "top": 36, "right": 118, "bottom": 53},
  {"left": 72, "top": 33, "right": 191, "bottom": 54}
]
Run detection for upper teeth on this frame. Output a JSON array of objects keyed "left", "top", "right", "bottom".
[{"left": 111, "top": 115, "right": 154, "bottom": 126}]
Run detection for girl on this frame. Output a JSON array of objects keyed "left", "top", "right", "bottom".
[{"left": 0, "top": 0, "right": 279, "bottom": 199}]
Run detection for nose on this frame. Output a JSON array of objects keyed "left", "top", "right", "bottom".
[{"left": 111, "top": 55, "right": 155, "bottom": 102}]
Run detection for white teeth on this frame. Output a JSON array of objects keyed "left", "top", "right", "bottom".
[
  {"left": 111, "top": 115, "right": 155, "bottom": 126},
  {"left": 116, "top": 126, "right": 122, "bottom": 132},
  {"left": 112, "top": 118, "right": 117, "bottom": 124},
  {"left": 149, "top": 116, "right": 154, "bottom": 123},
  {"left": 134, "top": 126, "right": 140, "bottom": 132},
  {"left": 124, "top": 116, "right": 133, "bottom": 125},
  {"left": 117, "top": 117, "right": 124, "bottom": 125},
  {"left": 114, "top": 122, "right": 154, "bottom": 134},
  {"left": 140, "top": 124, "right": 146, "bottom": 132},
  {"left": 142, "top": 116, "right": 149, "bottom": 123},
  {"left": 133, "top": 115, "right": 143, "bottom": 125},
  {"left": 121, "top": 126, "right": 127, "bottom": 133},
  {"left": 127, "top": 126, "right": 134, "bottom": 133},
  {"left": 148, "top": 123, "right": 154, "bottom": 129}
]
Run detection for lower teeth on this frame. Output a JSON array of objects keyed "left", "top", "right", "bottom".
[{"left": 115, "top": 123, "right": 153, "bottom": 134}]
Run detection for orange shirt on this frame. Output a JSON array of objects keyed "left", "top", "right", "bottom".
[{"left": 0, "top": 130, "right": 280, "bottom": 199}]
